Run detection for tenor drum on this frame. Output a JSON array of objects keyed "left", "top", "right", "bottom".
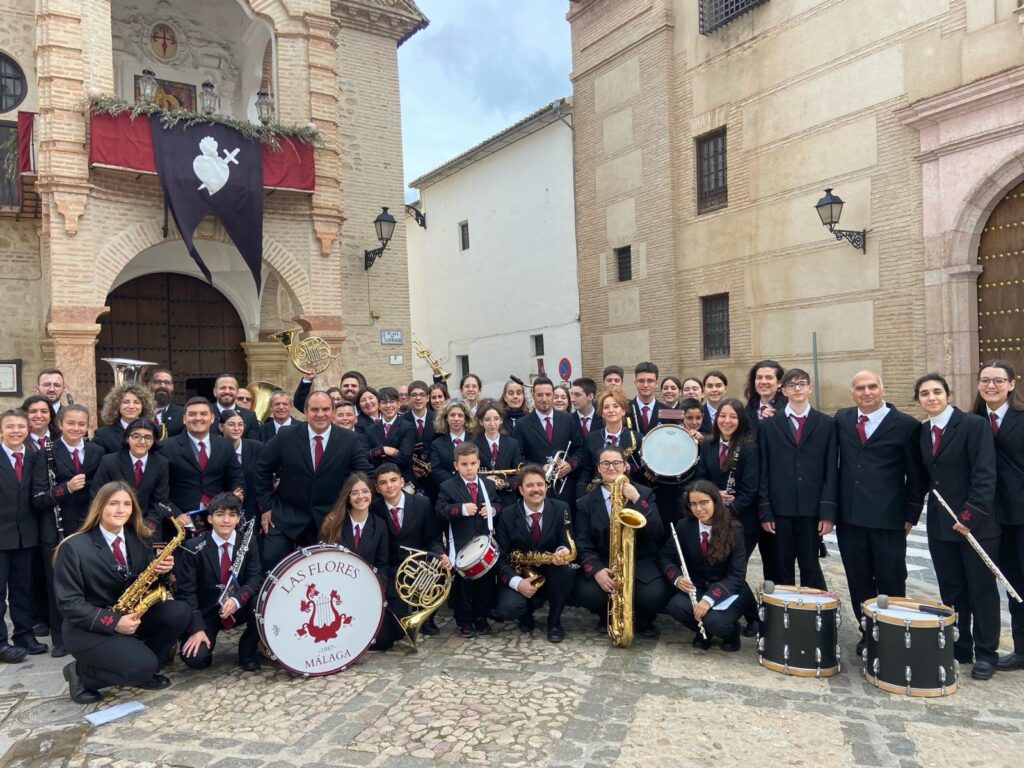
[
  {"left": 454, "top": 535, "right": 500, "bottom": 580},
  {"left": 256, "top": 544, "right": 385, "bottom": 677},
  {"left": 861, "top": 597, "right": 958, "bottom": 697},
  {"left": 758, "top": 585, "right": 841, "bottom": 678},
  {"left": 640, "top": 424, "right": 699, "bottom": 482}
]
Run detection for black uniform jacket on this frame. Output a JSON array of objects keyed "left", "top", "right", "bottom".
[
  {"left": 429, "top": 434, "right": 463, "bottom": 488},
  {"left": 156, "top": 403, "right": 185, "bottom": 439},
  {"left": 174, "top": 527, "right": 263, "bottom": 634},
  {"left": 330, "top": 512, "right": 391, "bottom": 588},
  {"left": 745, "top": 392, "right": 787, "bottom": 437},
  {"left": 494, "top": 498, "right": 573, "bottom": 587},
  {"left": 91, "top": 422, "right": 126, "bottom": 455},
  {"left": 657, "top": 518, "right": 747, "bottom": 602},
  {"left": 473, "top": 433, "right": 524, "bottom": 504},
  {"left": 31, "top": 440, "right": 104, "bottom": 544},
  {"left": 216, "top": 405, "right": 261, "bottom": 441},
  {"left": 53, "top": 526, "right": 159, "bottom": 652},
  {"left": 576, "top": 426, "right": 643, "bottom": 500},
  {"left": 234, "top": 439, "right": 264, "bottom": 521},
  {"left": 575, "top": 482, "right": 664, "bottom": 585},
  {"left": 629, "top": 398, "right": 663, "bottom": 436},
  {"left": 513, "top": 410, "right": 584, "bottom": 472},
  {"left": 757, "top": 409, "right": 838, "bottom": 524},
  {"left": 370, "top": 491, "right": 444, "bottom": 568},
  {"left": 254, "top": 423, "right": 373, "bottom": 539},
  {"left": 695, "top": 437, "right": 759, "bottom": 524},
  {"left": 0, "top": 448, "right": 38, "bottom": 549},
  {"left": 161, "top": 433, "right": 245, "bottom": 513},
  {"left": 367, "top": 417, "right": 416, "bottom": 481},
  {"left": 435, "top": 475, "right": 502, "bottom": 552},
  {"left": 990, "top": 407, "right": 1024, "bottom": 526},
  {"left": 920, "top": 407, "right": 998, "bottom": 542},
  {"left": 835, "top": 404, "right": 924, "bottom": 530},
  {"left": 91, "top": 450, "right": 174, "bottom": 528},
  {"left": 260, "top": 418, "right": 305, "bottom": 443}
]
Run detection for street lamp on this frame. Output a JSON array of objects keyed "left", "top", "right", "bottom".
[
  {"left": 255, "top": 90, "right": 274, "bottom": 125},
  {"left": 814, "top": 188, "right": 866, "bottom": 253},
  {"left": 364, "top": 207, "right": 398, "bottom": 270},
  {"left": 139, "top": 70, "right": 158, "bottom": 103},
  {"left": 198, "top": 81, "right": 218, "bottom": 115}
]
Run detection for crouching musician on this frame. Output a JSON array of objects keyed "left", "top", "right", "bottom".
[
  {"left": 175, "top": 493, "right": 262, "bottom": 672},
  {"left": 493, "top": 464, "right": 575, "bottom": 643},
  {"left": 53, "top": 481, "right": 190, "bottom": 704}
]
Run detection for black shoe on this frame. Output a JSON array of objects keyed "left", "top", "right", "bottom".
[
  {"left": 0, "top": 644, "right": 27, "bottom": 664},
  {"left": 17, "top": 638, "right": 48, "bottom": 655},
  {"left": 239, "top": 659, "right": 260, "bottom": 672},
  {"left": 639, "top": 623, "right": 658, "bottom": 639},
  {"left": 856, "top": 639, "right": 866, "bottom": 658},
  {"left": 595, "top": 618, "right": 607, "bottom": 633},
  {"left": 32, "top": 622, "right": 49, "bottom": 637},
  {"left": 954, "top": 651, "right": 975, "bottom": 665},
  {"left": 721, "top": 634, "right": 741, "bottom": 652},
  {"left": 518, "top": 614, "right": 535, "bottom": 633},
  {"left": 692, "top": 634, "right": 712, "bottom": 650},
  {"left": 997, "top": 652, "right": 1024, "bottom": 671},
  {"left": 971, "top": 660, "right": 996, "bottom": 680},
  {"left": 742, "top": 620, "right": 760, "bottom": 638},
  {"left": 63, "top": 662, "right": 101, "bottom": 704},
  {"left": 138, "top": 674, "right": 172, "bottom": 690},
  {"left": 456, "top": 624, "right": 477, "bottom": 638},
  {"left": 50, "top": 645, "right": 68, "bottom": 659},
  {"left": 473, "top": 619, "right": 492, "bottom": 635},
  {"left": 547, "top": 625, "right": 565, "bottom": 643},
  {"left": 421, "top": 618, "right": 440, "bottom": 636}
]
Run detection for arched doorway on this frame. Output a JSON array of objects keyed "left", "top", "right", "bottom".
[
  {"left": 95, "top": 273, "right": 247, "bottom": 404},
  {"left": 977, "top": 179, "right": 1024, "bottom": 379}
]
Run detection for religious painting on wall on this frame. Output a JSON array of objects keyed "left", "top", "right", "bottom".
[{"left": 133, "top": 76, "right": 196, "bottom": 112}]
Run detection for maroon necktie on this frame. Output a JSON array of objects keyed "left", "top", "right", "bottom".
[
  {"left": 581, "top": 417, "right": 590, "bottom": 437},
  {"left": 72, "top": 448, "right": 81, "bottom": 473},
  {"left": 416, "top": 418, "right": 424, "bottom": 439},
  {"left": 467, "top": 481, "right": 478, "bottom": 504},
  {"left": 544, "top": 416, "right": 553, "bottom": 441},
  {"left": 700, "top": 530, "right": 709, "bottom": 557},
  {"left": 491, "top": 442, "right": 499, "bottom": 461},
  {"left": 641, "top": 405, "right": 650, "bottom": 431},
  {"left": 453, "top": 437, "right": 462, "bottom": 446},
  {"left": 390, "top": 507, "right": 401, "bottom": 533},
  {"left": 197, "top": 441, "right": 208, "bottom": 471},
  {"left": 530, "top": 512, "right": 541, "bottom": 545},
  {"left": 990, "top": 412, "right": 1000, "bottom": 435},
  {"left": 718, "top": 442, "right": 728, "bottom": 470},
  {"left": 220, "top": 542, "right": 235, "bottom": 628},
  {"left": 134, "top": 459, "right": 143, "bottom": 487},
  {"left": 13, "top": 452, "right": 23, "bottom": 482},
  {"left": 313, "top": 434, "right": 324, "bottom": 470},
  {"left": 792, "top": 415, "right": 807, "bottom": 444},
  {"left": 856, "top": 414, "right": 869, "bottom": 445},
  {"left": 39, "top": 435, "right": 46, "bottom": 449},
  {"left": 383, "top": 422, "right": 391, "bottom": 438},
  {"left": 931, "top": 425, "right": 943, "bottom": 456},
  {"left": 353, "top": 524, "right": 361, "bottom": 550},
  {"left": 112, "top": 536, "right": 127, "bottom": 567},
  {"left": 759, "top": 404, "right": 768, "bottom": 419},
  {"left": 606, "top": 433, "right": 617, "bottom": 446}
]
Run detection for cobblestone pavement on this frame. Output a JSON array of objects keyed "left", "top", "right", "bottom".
[{"left": 1, "top": 553, "right": 1021, "bottom": 768}]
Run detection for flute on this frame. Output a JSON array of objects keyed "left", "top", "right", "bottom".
[
  {"left": 931, "top": 489, "right": 1022, "bottom": 603},
  {"left": 669, "top": 522, "right": 708, "bottom": 639}
]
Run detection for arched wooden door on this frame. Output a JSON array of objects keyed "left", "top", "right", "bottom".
[
  {"left": 978, "top": 179, "right": 1024, "bottom": 378},
  {"left": 95, "top": 274, "right": 247, "bottom": 405}
]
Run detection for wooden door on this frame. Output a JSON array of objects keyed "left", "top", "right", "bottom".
[{"left": 978, "top": 180, "right": 1024, "bottom": 379}]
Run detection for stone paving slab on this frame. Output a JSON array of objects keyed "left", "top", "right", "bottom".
[{"left": 1, "top": 553, "right": 1020, "bottom": 767}]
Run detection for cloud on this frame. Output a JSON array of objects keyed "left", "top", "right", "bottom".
[{"left": 399, "top": 0, "right": 571, "bottom": 199}]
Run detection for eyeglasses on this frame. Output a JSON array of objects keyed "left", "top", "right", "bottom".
[
  {"left": 410, "top": 392, "right": 428, "bottom": 398},
  {"left": 783, "top": 381, "right": 810, "bottom": 391},
  {"left": 128, "top": 434, "right": 154, "bottom": 443},
  {"left": 688, "top": 499, "right": 713, "bottom": 509},
  {"left": 979, "top": 377, "right": 1010, "bottom": 386},
  {"left": 598, "top": 460, "right": 626, "bottom": 469}
]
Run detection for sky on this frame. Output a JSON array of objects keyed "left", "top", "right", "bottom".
[{"left": 398, "top": 0, "right": 573, "bottom": 201}]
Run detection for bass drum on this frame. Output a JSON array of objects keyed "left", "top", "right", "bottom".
[
  {"left": 256, "top": 544, "right": 385, "bottom": 677},
  {"left": 639, "top": 424, "right": 699, "bottom": 482}
]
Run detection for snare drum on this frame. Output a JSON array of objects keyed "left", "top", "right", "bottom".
[
  {"left": 640, "top": 424, "right": 699, "bottom": 482},
  {"left": 861, "top": 597, "right": 958, "bottom": 697},
  {"left": 454, "top": 535, "right": 500, "bottom": 580},
  {"left": 256, "top": 544, "right": 385, "bottom": 677},
  {"left": 758, "top": 585, "right": 841, "bottom": 677}
]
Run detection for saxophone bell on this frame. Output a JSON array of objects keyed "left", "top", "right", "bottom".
[{"left": 607, "top": 474, "right": 646, "bottom": 648}]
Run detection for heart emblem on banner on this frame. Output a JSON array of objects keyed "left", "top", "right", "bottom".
[{"left": 193, "top": 136, "right": 239, "bottom": 196}]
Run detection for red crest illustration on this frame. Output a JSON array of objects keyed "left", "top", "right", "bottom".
[{"left": 295, "top": 582, "right": 352, "bottom": 643}]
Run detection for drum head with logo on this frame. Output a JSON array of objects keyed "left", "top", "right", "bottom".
[
  {"left": 256, "top": 544, "right": 384, "bottom": 676},
  {"left": 640, "top": 424, "right": 699, "bottom": 479}
]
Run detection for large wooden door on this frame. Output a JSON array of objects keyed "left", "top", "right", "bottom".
[
  {"left": 95, "top": 274, "right": 247, "bottom": 404},
  {"left": 978, "top": 180, "right": 1024, "bottom": 378}
]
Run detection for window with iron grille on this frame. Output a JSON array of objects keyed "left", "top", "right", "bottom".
[
  {"left": 699, "top": 0, "right": 770, "bottom": 35},
  {"left": 697, "top": 129, "right": 728, "bottom": 214},
  {"left": 0, "top": 122, "right": 17, "bottom": 208},
  {"left": 457, "top": 354, "right": 470, "bottom": 379},
  {"left": 615, "top": 245, "right": 632, "bottom": 282},
  {"left": 702, "top": 294, "right": 730, "bottom": 358},
  {"left": 0, "top": 54, "right": 27, "bottom": 113},
  {"left": 459, "top": 221, "right": 470, "bottom": 251}
]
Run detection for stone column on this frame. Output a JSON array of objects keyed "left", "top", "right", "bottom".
[
  {"left": 47, "top": 307, "right": 107, "bottom": 427},
  {"left": 924, "top": 264, "right": 982, "bottom": 408}
]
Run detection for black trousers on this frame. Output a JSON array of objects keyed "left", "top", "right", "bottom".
[
  {"left": 261, "top": 522, "right": 318, "bottom": 573},
  {"left": 572, "top": 573, "right": 670, "bottom": 627},
  {"left": 929, "top": 534, "right": 1001, "bottom": 664},
  {"left": 773, "top": 516, "right": 826, "bottom": 590},
  {"left": 653, "top": 484, "right": 685, "bottom": 530},
  {"left": 493, "top": 564, "right": 575, "bottom": 627},
  {"left": 1001, "top": 523, "right": 1024, "bottom": 653},
  {"left": 836, "top": 522, "right": 907, "bottom": 624},
  {"left": 452, "top": 572, "right": 496, "bottom": 626},
  {"left": 0, "top": 548, "right": 36, "bottom": 645},
  {"left": 757, "top": 528, "right": 779, "bottom": 583},
  {"left": 32, "top": 547, "right": 48, "bottom": 627},
  {"left": 178, "top": 607, "right": 260, "bottom": 668},
  {"left": 71, "top": 600, "right": 191, "bottom": 691},
  {"left": 41, "top": 543, "right": 63, "bottom": 647},
  {"left": 666, "top": 590, "right": 744, "bottom": 640}
]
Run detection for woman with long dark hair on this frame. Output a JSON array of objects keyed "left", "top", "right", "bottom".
[
  {"left": 744, "top": 360, "right": 786, "bottom": 433},
  {"left": 20, "top": 395, "right": 58, "bottom": 453}
]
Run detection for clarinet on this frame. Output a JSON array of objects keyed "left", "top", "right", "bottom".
[
  {"left": 218, "top": 518, "right": 256, "bottom": 608},
  {"left": 724, "top": 444, "right": 739, "bottom": 498},
  {"left": 44, "top": 440, "right": 65, "bottom": 542}
]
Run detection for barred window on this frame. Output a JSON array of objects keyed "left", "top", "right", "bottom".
[
  {"left": 699, "top": 0, "right": 770, "bottom": 35},
  {"left": 615, "top": 245, "right": 632, "bottom": 282},
  {"left": 0, "top": 54, "right": 27, "bottom": 113},
  {"left": 696, "top": 129, "right": 727, "bottom": 214},
  {"left": 0, "top": 122, "right": 17, "bottom": 207},
  {"left": 459, "top": 221, "right": 470, "bottom": 251},
  {"left": 702, "top": 294, "right": 730, "bottom": 358}
]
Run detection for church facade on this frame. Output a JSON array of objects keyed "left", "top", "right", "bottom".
[{"left": 0, "top": 0, "right": 426, "bottom": 413}]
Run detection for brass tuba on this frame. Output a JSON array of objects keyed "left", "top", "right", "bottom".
[
  {"left": 607, "top": 473, "right": 647, "bottom": 648},
  {"left": 101, "top": 357, "right": 160, "bottom": 387},
  {"left": 248, "top": 380, "right": 285, "bottom": 423},
  {"left": 272, "top": 327, "right": 338, "bottom": 376},
  {"left": 393, "top": 547, "right": 453, "bottom": 650},
  {"left": 111, "top": 515, "right": 185, "bottom": 616}
]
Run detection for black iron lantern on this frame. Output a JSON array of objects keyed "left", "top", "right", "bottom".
[
  {"left": 255, "top": 90, "right": 274, "bottom": 125},
  {"left": 365, "top": 207, "right": 398, "bottom": 270},
  {"left": 814, "top": 188, "right": 865, "bottom": 253}
]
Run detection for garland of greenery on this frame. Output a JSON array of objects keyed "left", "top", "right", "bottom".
[{"left": 85, "top": 94, "right": 322, "bottom": 151}]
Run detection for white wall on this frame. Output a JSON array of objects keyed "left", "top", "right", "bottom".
[{"left": 408, "top": 116, "right": 581, "bottom": 398}]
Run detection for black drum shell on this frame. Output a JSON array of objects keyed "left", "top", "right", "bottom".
[
  {"left": 758, "top": 590, "right": 839, "bottom": 677},
  {"left": 862, "top": 602, "right": 957, "bottom": 697}
]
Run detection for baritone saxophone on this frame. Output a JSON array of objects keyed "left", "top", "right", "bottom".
[{"left": 607, "top": 474, "right": 647, "bottom": 648}]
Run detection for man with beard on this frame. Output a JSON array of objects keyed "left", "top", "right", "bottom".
[
  {"left": 294, "top": 371, "right": 366, "bottom": 411},
  {"left": 148, "top": 369, "right": 184, "bottom": 439},
  {"left": 36, "top": 370, "right": 67, "bottom": 418},
  {"left": 212, "top": 376, "right": 260, "bottom": 440}
]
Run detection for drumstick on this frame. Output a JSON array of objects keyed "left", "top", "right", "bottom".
[{"left": 876, "top": 594, "right": 952, "bottom": 617}]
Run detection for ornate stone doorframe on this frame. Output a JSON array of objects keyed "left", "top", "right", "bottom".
[{"left": 897, "top": 66, "right": 1024, "bottom": 406}]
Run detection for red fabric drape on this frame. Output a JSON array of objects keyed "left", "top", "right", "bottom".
[{"left": 17, "top": 111, "right": 34, "bottom": 173}]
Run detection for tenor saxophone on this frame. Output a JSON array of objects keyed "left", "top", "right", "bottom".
[
  {"left": 607, "top": 474, "right": 647, "bottom": 648},
  {"left": 507, "top": 508, "right": 576, "bottom": 589},
  {"left": 111, "top": 515, "right": 185, "bottom": 616}
]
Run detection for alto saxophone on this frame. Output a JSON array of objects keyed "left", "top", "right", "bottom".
[
  {"left": 607, "top": 474, "right": 647, "bottom": 648},
  {"left": 111, "top": 515, "right": 185, "bottom": 616},
  {"left": 507, "top": 508, "right": 576, "bottom": 589}
]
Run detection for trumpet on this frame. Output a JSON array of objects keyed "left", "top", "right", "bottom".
[
  {"left": 478, "top": 464, "right": 524, "bottom": 478},
  {"left": 412, "top": 454, "right": 432, "bottom": 474},
  {"left": 545, "top": 441, "right": 572, "bottom": 495},
  {"left": 412, "top": 335, "right": 451, "bottom": 381}
]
